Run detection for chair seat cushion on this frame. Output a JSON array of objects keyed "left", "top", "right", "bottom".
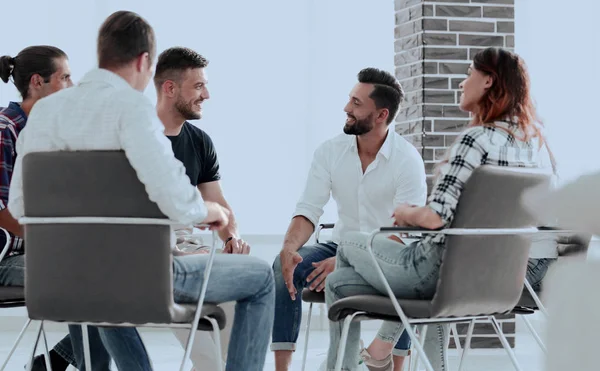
[
  {"left": 0, "top": 286, "right": 25, "bottom": 307},
  {"left": 328, "top": 295, "right": 432, "bottom": 322},
  {"left": 302, "top": 289, "right": 325, "bottom": 303},
  {"left": 172, "top": 303, "right": 227, "bottom": 331}
]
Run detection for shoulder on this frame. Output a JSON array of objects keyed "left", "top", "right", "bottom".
[
  {"left": 183, "top": 122, "right": 215, "bottom": 147},
  {"left": 451, "top": 126, "right": 492, "bottom": 149},
  {"left": 315, "top": 133, "right": 351, "bottom": 155},
  {"left": 390, "top": 132, "right": 422, "bottom": 161},
  {"left": 183, "top": 122, "right": 210, "bottom": 139},
  {"left": 113, "top": 88, "right": 153, "bottom": 110}
]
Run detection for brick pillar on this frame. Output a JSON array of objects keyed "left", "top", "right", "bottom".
[{"left": 393, "top": 0, "right": 516, "bottom": 349}]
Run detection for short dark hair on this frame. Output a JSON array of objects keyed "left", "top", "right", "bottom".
[
  {"left": 0, "top": 46, "right": 67, "bottom": 99},
  {"left": 357, "top": 68, "right": 404, "bottom": 125},
  {"left": 154, "top": 47, "right": 209, "bottom": 90},
  {"left": 97, "top": 11, "right": 155, "bottom": 69}
]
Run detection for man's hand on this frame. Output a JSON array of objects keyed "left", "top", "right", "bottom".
[
  {"left": 280, "top": 249, "right": 303, "bottom": 300},
  {"left": 224, "top": 238, "right": 250, "bottom": 255},
  {"left": 306, "top": 257, "right": 336, "bottom": 292},
  {"left": 201, "top": 201, "right": 230, "bottom": 230}
]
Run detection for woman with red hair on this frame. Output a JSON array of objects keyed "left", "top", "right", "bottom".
[{"left": 323, "top": 47, "right": 555, "bottom": 371}]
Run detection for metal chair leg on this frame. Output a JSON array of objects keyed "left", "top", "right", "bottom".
[
  {"left": 451, "top": 323, "right": 462, "bottom": 351},
  {"left": 26, "top": 321, "right": 44, "bottom": 371},
  {"left": 457, "top": 319, "right": 475, "bottom": 371},
  {"left": 301, "top": 303, "right": 313, "bottom": 371},
  {"left": 82, "top": 325, "right": 93, "bottom": 371},
  {"left": 0, "top": 318, "right": 32, "bottom": 371},
  {"left": 521, "top": 315, "right": 547, "bottom": 354},
  {"left": 490, "top": 317, "right": 523, "bottom": 371},
  {"left": 207, "top": 317, "right": 224, "bottom": 371},
  {"left": 334, "top": 312, "right": 364, "bottom": 371},
  {"left": 413, "top": 325, "right": 428, "bottom": 371},
  {"left": 41, "top": 323, "right": 53, "bottom": 371}
]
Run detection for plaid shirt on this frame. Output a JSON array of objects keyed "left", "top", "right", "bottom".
[
  {"left": 0, "top": 102, "right": 26, "bottom": 256},
  {"left": 426, "top": 120, "right": 547, "bottom": 245}
]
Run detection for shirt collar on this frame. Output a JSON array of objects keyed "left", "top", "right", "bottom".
[
  {"left": 349, "top": 129, "right": 394, "bottom": 160},
  {"left": 79, "top": 68, "right": 133, "bottom": 90},
  {"left": 8, "top": 102, "right": 26, "bottom": 118}
]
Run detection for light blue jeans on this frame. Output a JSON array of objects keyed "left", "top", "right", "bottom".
[
  {"left": 325, "top": 232, "right": 447, "bottom": 371},
  {"left": 325, "top": 232, "right": 556, "bottom": 371}
]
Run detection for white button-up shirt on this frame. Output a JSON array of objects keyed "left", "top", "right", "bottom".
[
  {"left": 8, "top": 69, "right": 208, "bottom": 225},
  {"left": 294, "top": 131, "right": 427, "bottom": 244}
]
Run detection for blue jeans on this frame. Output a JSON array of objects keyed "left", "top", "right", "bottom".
[
  {"left": 172, "top": 254, "right": 275, "bottom": 371},
  {"left": 325, "top": 233, "right": 446, "bottom": 371},
  {"left": 68, "top": 325, "right": 149, "bottom": 370},
  {"left": 270, "top": 242, "right": 411, "bottom": 354},
  {"left": 49, "top": 254, "right": 275, "bottom": 371},
  {"left": 325, "top": 233, "right": 557, "bottom": 371}
]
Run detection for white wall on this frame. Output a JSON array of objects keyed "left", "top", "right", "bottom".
[
  {"left": 1, "top": 0, "right": 395, "bottom": 236},
  {"left": 515, "top": 1, "right": 600, "bottom": 184}
]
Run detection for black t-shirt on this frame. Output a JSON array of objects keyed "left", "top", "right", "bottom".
[{"left": 167, "top": 122, "right": 220, "bottom": 186}]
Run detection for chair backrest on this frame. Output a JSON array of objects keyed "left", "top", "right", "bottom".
[
  {"left": 22, "top": 151, "right": 177, "bottom": 324},
  {"left": 430, "top": 166, "right": 551, "bottom": 318}
]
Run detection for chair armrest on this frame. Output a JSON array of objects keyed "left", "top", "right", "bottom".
[
  {"left": 316, "top": 223, "right": 335, "bottom": 243},
  {"left": 377, "top": 226, "right": 538, "bottom": 235}
]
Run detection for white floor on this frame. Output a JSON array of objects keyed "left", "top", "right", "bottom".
[
  {"left": 0, "top": 319, "right": 545, "bottom": 370},
  {"left": 0, "top": 237, "right": 558, "bottom": 370}
]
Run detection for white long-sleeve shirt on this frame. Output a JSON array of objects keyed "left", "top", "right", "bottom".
[
  {"left": 8, "top": 69, "right": 207, "bottom": 224},
  {"left": 294, "top": 130, "right": 427, "bottom": 244}
]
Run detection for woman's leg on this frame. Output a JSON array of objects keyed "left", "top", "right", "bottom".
[{"left": 333, "top": 232, "right": 445, "bottom": 370}]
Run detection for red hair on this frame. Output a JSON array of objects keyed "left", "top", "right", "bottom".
[{"left": 471, "top": 47, "right": 542, "bottom": 141}]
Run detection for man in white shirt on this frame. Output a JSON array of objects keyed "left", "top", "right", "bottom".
[
  {"left": 8, "top": 11, "right": 274, "bottom": 371},
  {"left": 271, "top": 68, "right": 427, "bottom": 371}
]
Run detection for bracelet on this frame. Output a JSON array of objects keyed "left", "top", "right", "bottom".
[{"left": 224, "top": 236, "right": 234, "bottom": 245}]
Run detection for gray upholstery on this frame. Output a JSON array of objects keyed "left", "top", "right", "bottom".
[
  {"left": 0, "top": 286, "right": 25, "bottom": 308},
  {"left": 302, "top": 289, "right": 325, "bottom": 303},
  {"left": 22, "top": 151, "right": 225, "bottom": 330},
  {"left": 328, "top": 166, "right": 551, "bottom": 323},
  {"left": 429, "top": 167, "right": 551, "bottom": 318},
  {"left": 329, "top": 295, "right": 432, "bottom": 322}
]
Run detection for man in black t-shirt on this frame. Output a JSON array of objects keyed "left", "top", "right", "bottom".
[
  {"left": 155, "top": 47, "right": 248, "bottom": 256},
  {"left": 154, "top": 47, "right": 247, "bottom": 370}
]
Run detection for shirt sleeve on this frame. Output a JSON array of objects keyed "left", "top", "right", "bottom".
[
  {"left": 394, "top": 148, "right": 428, "bottom": 207},
  {"left": 117, "top": 94, "right": 208, "bottom": 225},
  {"left": 197, "top": 131, "right": 221, "bottom": 184},
  {"left": 8, "top": 112, "right": 57, "bottom": 219},
  {"left": 428, "top": 127, "right": 488, "bottom": 225},
  {"left": 0, "top": 126, "right": 16, "bottom": 211},
  {"left": 292, "top": 143, "right": 332, "bottom": 227}
]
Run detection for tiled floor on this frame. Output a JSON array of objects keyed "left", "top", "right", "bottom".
[{"left": 0, "top": 319, "right": 545, "bottom": 370}]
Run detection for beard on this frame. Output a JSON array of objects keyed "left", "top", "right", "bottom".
[
  {"left": 175, "top": 97, "right": 203, "bottom": 120},
  {"left": 343, "top": 112, "right": 375, "bottom": 135}
]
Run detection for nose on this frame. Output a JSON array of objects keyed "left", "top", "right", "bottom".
[
  {"left": 203, "top": 87, "right": 210, "bottom": 100},
  {"left": 458, "top": 80, "right": 465, "bottom": 89},
  {"left": 343, "top": 101, "right": 352, "bottom": 113}
]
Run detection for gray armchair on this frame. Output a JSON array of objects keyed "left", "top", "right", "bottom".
[
  {"left": 18, "top": 151, "right": 226, "bottom": 371},
  {"left": 328, "top": 166, "right": 554, "bottom": 371}
]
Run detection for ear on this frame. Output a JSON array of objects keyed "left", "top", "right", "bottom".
[
  {"left": 483, "top": 74, "right": 494, "bottom": 89},
  {"left": 135, "top": 52, "right": 150, "bottom": 72},
  {"left": 377, "top": 108, "right": 390, "bottom": 124},
  {"left": 29, "top": 74, "right": 44, "bottom": 90},
  {"left": 162, "top": 80, "right": 177, "bottom": 98}
]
